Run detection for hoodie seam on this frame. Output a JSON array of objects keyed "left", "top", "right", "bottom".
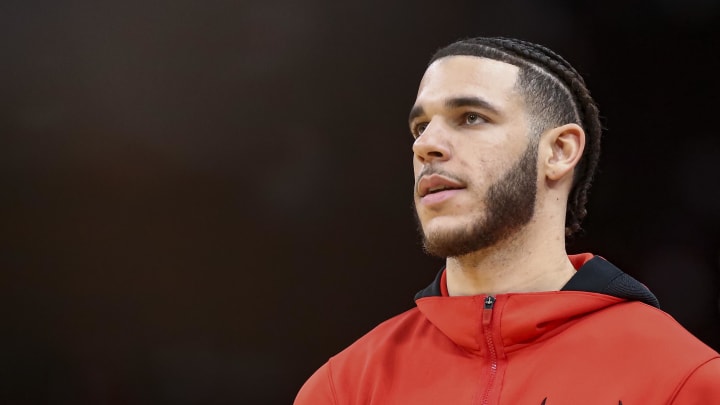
[
  {"left": 327, "top": 359, "right": 340, "bottom": 405},
  {"left": 666, "top": 356, "right": 720, "bottom": 405}
]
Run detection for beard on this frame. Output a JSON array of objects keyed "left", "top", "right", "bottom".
[{"left": 416, "top": 140, "right": 538, "bottom": 258}]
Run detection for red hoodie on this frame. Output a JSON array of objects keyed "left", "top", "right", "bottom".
[{"left": 295, "top": 254, "right": 720, "bottom": 404}]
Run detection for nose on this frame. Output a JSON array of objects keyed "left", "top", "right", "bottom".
[{"left": 412, "top": 120, "right": 452, "bottom": 164}]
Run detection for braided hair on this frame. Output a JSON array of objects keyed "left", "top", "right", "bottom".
[{"left": 429, "top": 37, "right": 602, "bottom": 237}]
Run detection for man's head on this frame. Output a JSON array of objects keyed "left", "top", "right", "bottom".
[{"left": 409, "top": 37, "right": 601, "bottom": 258}]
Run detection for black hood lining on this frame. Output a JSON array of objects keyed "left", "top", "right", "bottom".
[{"left": 414, "top": 256, "right": 660, "bottom": 308}]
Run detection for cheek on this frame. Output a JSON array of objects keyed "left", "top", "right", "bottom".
[
  {"left": 412, "top": 157, "right": 422, "bottom": 173},
  {"left": 463, "top": 157, "right": 498, "bottom": 189}
]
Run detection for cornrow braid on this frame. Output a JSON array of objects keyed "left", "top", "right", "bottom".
[{"left": 429, "top": 37, "right": 602, "bottom": 237}]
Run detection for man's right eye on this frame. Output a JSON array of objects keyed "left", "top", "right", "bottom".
[{"left": 412, "top": 123, "right": 428, "bottom": 138}]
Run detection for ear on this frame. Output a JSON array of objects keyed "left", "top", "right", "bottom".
[{"left": 540, "top": 123, "right": 585, "bottom": 182}]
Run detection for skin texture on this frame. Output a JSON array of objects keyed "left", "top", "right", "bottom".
[
  {"left": 413, "top": 112, "right": 539, "bottom": 258},
  {"left": 410, "top": 56, "right": 586, "bottom": 296}
]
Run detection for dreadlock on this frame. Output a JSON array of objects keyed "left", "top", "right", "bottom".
[{"left": 429, "top": 37, "right": 602, "bottom": 237}]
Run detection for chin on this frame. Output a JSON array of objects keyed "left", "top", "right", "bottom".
[
  {"left": 421, "top": 213, "right": 471, "bottom": 234},
  {"left": 421, "top": 222, "right": 473, "bottom": 252}
]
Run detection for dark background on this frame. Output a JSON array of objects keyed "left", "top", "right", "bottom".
[{"left": 2, "top": 0, "right": 719, "bottom": 403}]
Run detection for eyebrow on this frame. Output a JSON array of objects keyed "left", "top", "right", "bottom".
[{"left": 408, "top": 96, "right": 501, "bottom": 125}]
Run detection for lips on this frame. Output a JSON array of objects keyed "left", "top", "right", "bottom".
[{"left": 417, "top": 174, "right": 465, "bottom": 198}]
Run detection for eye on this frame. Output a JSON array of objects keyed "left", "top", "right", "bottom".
[
  {"left": 412, "top": 122, "right": 428, "bottom": 138},
  {"left": 463, "top": 112, "right": 487, "bottom": 126}
]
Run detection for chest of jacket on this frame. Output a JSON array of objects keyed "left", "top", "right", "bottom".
[{"left": 330, "top": 297, "right": 712, "bottom": 405}]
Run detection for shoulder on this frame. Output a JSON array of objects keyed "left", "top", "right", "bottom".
[
  {"left": 595, "top": 301, "right": 714, "bottom": 344},
  {"left": 294, "top": 307, "right": 433, "bottom": 405},
  {"left": 585, "top": 300, "right": 719, "bottom": 368},
  {"left": 328, "top": 306, "right": 446, "bottom": 382},
  {"left": 332, "top": 306, "right": 429, "bottom": 360}
]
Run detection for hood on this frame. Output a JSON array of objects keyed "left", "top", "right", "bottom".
[
  {"left": 413, "top": 254, "right": 659, "bottom": 353},
  {"left": 415, "top": 254, "right": 659, "bottom": 307}
]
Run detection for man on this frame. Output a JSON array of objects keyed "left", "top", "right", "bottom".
[{"left": 294, "top": 37, "right": 720, "bottom": 404}]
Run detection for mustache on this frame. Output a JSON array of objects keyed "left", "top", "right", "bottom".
[{"left": 414, "top": 166, "right": 468, "bottom": 191}]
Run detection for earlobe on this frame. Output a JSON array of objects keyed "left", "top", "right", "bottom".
[{"left": 544, "top": 124, "right": 585, "bottom": 182}]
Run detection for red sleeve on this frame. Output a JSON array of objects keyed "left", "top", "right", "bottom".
[
  {"left": 294, "top": 362, "right": 337, "bottom": 405},
  {"left": 670, "top": 357, "right": 720, "bottom": 404}
]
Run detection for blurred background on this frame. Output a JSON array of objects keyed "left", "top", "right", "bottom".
[{"left": 1, "top": 0, "right": 719, "bottom": 403}]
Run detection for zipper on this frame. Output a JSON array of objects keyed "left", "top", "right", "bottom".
[{"left": 481, "top": 295, "right": 497, "bottom": 405}]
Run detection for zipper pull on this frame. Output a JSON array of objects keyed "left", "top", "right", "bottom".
[{"left": 483, "top": 295, "right": 496, "bottom": 325}]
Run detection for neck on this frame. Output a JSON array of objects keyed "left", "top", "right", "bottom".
[{"left": 444, "top": 220, "right": 576, "bottom": 296}]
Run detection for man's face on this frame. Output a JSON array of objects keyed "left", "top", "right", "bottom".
[{"left": 409, "top": 56, "right": 538, "bottom": 257}]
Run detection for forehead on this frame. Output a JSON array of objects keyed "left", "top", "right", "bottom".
[{"left": 415, "top": 56, "right": 521, "bottom": 107}]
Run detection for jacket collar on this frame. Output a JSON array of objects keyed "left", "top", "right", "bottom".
[
  {"left": 415, "top": 254, "right": 659, "bottom": 308},
  {"left": 413, "top": 254, "right": 659, "bottom": 353},
  {"left": 416, "top": 291, "right": 623, "bottom": 353}
]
